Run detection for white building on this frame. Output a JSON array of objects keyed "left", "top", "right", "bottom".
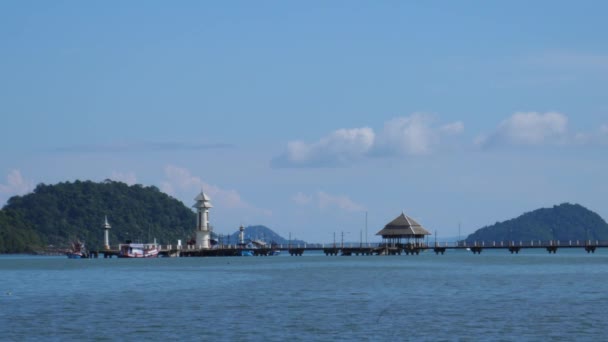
[
  {"left": 193, "top": 190, "right": 213, "bottom": 249},
  {"left": 103, "top": 215, "right": 111, "bottom": 250}
]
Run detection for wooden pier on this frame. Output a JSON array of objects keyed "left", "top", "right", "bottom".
[
  {"left": 432, "top": 240, "right": 605, "bottom": 255},
  {"left": 329, "top": 240, "right": 608, "bottom": 256},
  {"left": 91, "top": 240, "right": 608, "bottom": 258},
  {"left": 285, "top": 240, "right": 608, "bottom": 256}
]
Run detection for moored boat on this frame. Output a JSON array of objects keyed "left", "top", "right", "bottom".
[
  {"left": 118, "top": 243, "right": 159, "bottom": 258},
  {"left": 66, "top": 240, "right": 89, "bottom": 259}
]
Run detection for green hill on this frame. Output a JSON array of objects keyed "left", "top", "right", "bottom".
[
  {"left": 0, "top": 180, "right": 196, "bottom": 253},
  {"left": 465, "top": 203, "right": 608, "bottom": 243},
  {"left": 0, "top": 210, "right": 44, "bottom": 253}
]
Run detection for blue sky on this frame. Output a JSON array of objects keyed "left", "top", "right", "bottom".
[{"left": 1, "top": 1, "right": 607, "bottom": 242}]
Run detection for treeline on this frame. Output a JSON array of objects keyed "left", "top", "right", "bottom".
[
  {"left": 465, "top": 203, "right": 608, "bottom": 242},
  {"left": 0, "top": 210, "right": 43, "bottom": 253},
  {"left": 0, "top": 180, "right": 196, "bottom": 253}
]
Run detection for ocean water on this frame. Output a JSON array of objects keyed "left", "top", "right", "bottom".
[{"left": 1, "top": 249, "right": 607, "bottom": 341}]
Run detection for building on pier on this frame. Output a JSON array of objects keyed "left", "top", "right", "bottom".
[
  {"left": 193, "top": 190, "right": 213, "bottom": 249},
  {"left": 376, "top": 212, "right": 431, "bottom": 247},
  {"left": 102, "top": 215, "right": 111, "bottom": 250}
]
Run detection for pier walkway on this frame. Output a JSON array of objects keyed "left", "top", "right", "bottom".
[
  {"left": 94, "top": 240, "right": 608, "bottom": 258},
  {"left": 287, "top": 239, "right": 608, "bottom": 256}
]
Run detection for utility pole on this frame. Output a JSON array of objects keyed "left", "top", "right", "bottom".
[
  {"left": 365, "top": 211, "right": 368, "bottom": 247},
  {"left": 360, "top": 230, "right": 362, "bottom": 248}
]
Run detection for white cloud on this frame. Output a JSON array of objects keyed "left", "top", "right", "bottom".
[
  {"left": 0, "top": 169, "right": 34, "bottom": 201},
  {"left": 110, "top": 171, "right": 137, "bottom": 185},
  {"left": 292, "top": 191, "right": 365, "bottom": 212},
  {"left": 273, "top": 114, "right": 464, "bottom": 167},
  {"left": 278, "top": 127, "right": 375, "bottom": 167},
  {"left": 477, "top": 112, "right": 568, "bottom": 147},
  {"left": 378, "top": 114, "right": 448, "bottom": 155},
  {"left": 160, "top": 165, "right": 272, "bottom": 216},
  {"left": 601, "top": 124, "right": 608, "bottom": 134}
]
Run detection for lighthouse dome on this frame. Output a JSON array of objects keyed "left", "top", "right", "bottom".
[
  {"left": 194, "top": 192, "right": 211, "bottom": 202},
  {"left": 193, "top": 190, "right": 213, "bottom": 208}
]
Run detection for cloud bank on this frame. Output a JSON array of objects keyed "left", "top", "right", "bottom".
[
  {"left": 476, "top": 112, "right": 608, "bottom": 148},
  {"left": 280, "top": 128, "right": 375, "bottom": 167},
  {"left": 476, "top": 112, "right": 568, "bottom": 147},
  {"left": 273, "top": 114, "right": 464, "bottom": 167},
  {"left": 376, "top": 114, "right": 464, "bottom": 156},
  {"left": 274, "top": 111, "right": 605, "bottom": 166}
]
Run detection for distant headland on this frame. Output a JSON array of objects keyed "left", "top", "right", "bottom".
[{"left": 1, "top": 180, "right": 606, "bottom": 254}]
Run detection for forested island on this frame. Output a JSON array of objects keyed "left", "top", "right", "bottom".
[
  {"left": 465, "top": 203, "right": 608, "bottom": 242},
  {"left": 0, "top": 180, "right": 196, "bottom": 253},
  {"left": 0, "top": 180, "right": 303, "bottom": 253},
  {"left": 1, "top": 180, "right": 607, "bottom": 253}
]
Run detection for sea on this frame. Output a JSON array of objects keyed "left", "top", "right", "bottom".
[{"left": 1, "top": 249, "right": 607, "bottom": 341}]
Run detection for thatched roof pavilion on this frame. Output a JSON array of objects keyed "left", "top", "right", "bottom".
[{"left": 376, "top": 212, "right": 431, "bottom": 246}]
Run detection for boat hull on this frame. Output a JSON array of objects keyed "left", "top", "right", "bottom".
[
  {"left": 66, "top": 253, "right": 83, "bottom": 259},
  {"left": 118, "top": 243, "right": 159, "bottom": 258},
  {"left": 118, "top": 253, "right": 159, "bottom": 258},
  {"left": 118, "top": 250, "right": 159, "bottom": 258}
]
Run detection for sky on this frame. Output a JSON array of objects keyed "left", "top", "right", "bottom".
[{"left": 1, "top": 1, "right": 607, "bottom": 243}]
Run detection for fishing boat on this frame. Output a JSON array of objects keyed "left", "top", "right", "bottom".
[
  {"left": 118, "top": 242, "right": 159, "bottom": 258},
  {"left": 66, "top": 240, "right": 89, "bottom": 259}
]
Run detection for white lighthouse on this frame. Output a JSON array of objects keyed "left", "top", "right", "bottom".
[
  {"left": 193, "top": 190, "right": 213, "bottom": 249},
  {"left": 239, "top": 225, "right": 245, "bottom": 246},
  {"left": 103, "top": 216, "right": 111, "bottom": 250}
]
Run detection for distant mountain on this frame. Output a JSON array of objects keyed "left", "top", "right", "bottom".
[
  {"left": 219, "top": 225, "right": 306, "bottom": 246},
  {"left": 465, "top": 203, "right": 608, "bottom": 242},
  {"left": 0, "top": 180, "right": 196, "bottom": 253}
]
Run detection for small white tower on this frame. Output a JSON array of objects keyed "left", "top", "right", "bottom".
[
  {"left": 239, "top": 225, "right": 245, "bottom": 246},
  {"left": 103, "top": 216, "right": 111, "bottom": 250},
  {"left": 193, "top": 190, "right": 213, "bottom": 249}
]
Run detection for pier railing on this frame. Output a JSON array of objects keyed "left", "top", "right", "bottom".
[{"left": 434, "top": 240, "right": 608, "bottom": 248}]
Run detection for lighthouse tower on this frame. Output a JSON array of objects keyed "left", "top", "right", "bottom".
[
  {"left": 193, "top": 190, "right": 213, "bottom": 249},
  {"left": 239, "top": 225, "right": 245, "bottom": 246},
  {"left": 103, "top": 216, "right": 111, "bottom": 250}
]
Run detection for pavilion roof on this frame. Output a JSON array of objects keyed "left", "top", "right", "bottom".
[{"left": 376, "top": 212, "right": 431, "bottom": 237}]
